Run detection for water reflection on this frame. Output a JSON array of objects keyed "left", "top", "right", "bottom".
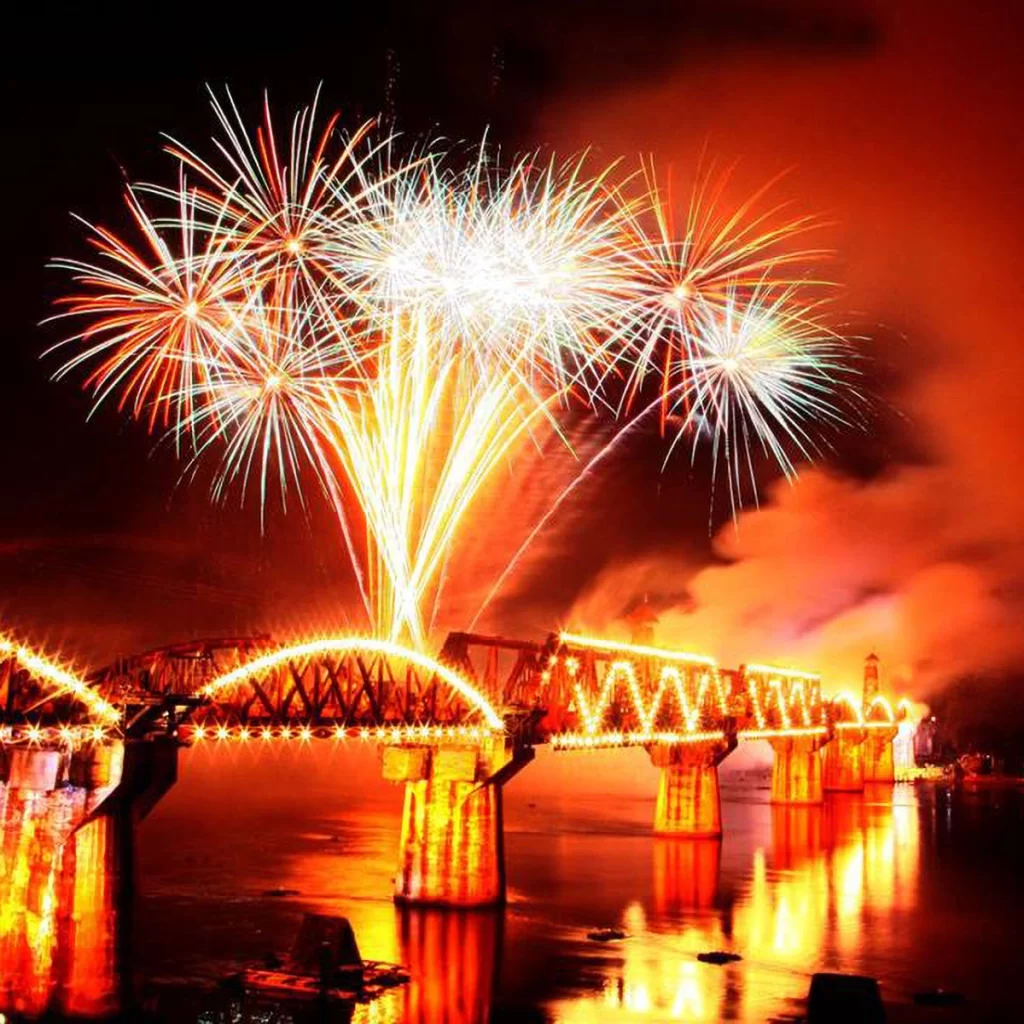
[
  {"left": 368, "top": 911, "right": 502, "bottom": 1024},
  {"left": 0, "top": 769, "right": 930, "bottom": 1022},
  {"left": 652, "top": 838, "right": 720, "bottom": 913},
  {"left": 549, "top": 786, "right": 922, "bottom": 1021}
]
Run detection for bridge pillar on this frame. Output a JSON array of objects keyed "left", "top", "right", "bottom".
[
  {"left": 383, "top": 739, "right": 530, "bottom": 908},
  {"left": 769, "top": 735, "right": 824, "bottom": 804},
  {"left": 863, "top": 729, "right": 897, "bottom": 784},
  {"left": 823, "top": 730, "right": 865, "bottom": 792},
  {"left": 7, "top": 748, "right": 63, "bottom": 791},
  {"left": 649, "top": 739, "right": 733, "bottom": 838},
  {"left": 0, "top": 737, "right": 177, "bottom": 1019}
]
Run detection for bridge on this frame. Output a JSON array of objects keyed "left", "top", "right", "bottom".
[{"left": 0, "top": 626, "right": 916, "bottom": 908}]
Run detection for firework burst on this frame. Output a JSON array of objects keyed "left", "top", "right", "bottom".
[
  {"left": 616, "top": 161, "right": 832, "bottom": 426},
  {"left": 670, "top": 283, "right": 858, "bottom": 510},
  {"left": 47, "top": 90, "right": 859, "bottom": 647}
]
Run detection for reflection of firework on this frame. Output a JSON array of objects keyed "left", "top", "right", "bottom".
[{"left": 48, "top": 90, "right": 858, "bottom": 647}]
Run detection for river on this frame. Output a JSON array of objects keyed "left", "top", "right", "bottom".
[{"left": 1, "top": 742, "right": 1020, "bottom": 1021}]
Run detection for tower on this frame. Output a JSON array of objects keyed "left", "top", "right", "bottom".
[{"left": 863, "top": 652, "right": 880, "bottom": 705}]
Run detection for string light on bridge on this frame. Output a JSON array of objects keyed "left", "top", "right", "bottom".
[
  {"left": 559, "top": 632, "right": 719, "bottom": 667},
  {"left": 0, "top": 634, "right": 121, "bottom": 726},
  {"left": 177, "top": 721, "right": 500, "bottom": 744}
]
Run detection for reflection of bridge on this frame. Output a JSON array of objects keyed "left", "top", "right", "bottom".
[{"left": 0, "top": 627, "right": 915, "bottom": 908}]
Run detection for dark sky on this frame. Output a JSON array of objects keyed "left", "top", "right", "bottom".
[{"left": 3, "top": 0, "right": 1023, "bottom": 699}]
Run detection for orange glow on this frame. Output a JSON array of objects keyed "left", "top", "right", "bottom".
[
  {"left": 63, "top": 818, "right": 118, "bottom": 1016},
  {"left": 396, "top": 910, "right": 500, "bottom": 1024},
  {"left": 394, "top": 778, "right": 503, "bottom": 907},
  {"left": 652, "top": 838, "right": 721, "bottom": 912},
  {"left": 768, "top": 734, "right": 825, "bottom": 804},
  {"left": 823, "top": 731, "right": 865, "bottom": 792}
]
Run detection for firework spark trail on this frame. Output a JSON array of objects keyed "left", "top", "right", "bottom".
[
  {"left": 322, "top": 314, "right": 557, "bottom": 645},
  {"left": 47, "top": 89, "right": 858, "bottom": 648}
]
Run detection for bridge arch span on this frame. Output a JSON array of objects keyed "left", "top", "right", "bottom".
[{"left": 198, "top": 636, "right": 504, "bottom": 732}]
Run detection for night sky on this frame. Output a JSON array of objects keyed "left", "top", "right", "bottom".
[{"left": 3, "top": 1, "right": 1023, "bottom": 738}]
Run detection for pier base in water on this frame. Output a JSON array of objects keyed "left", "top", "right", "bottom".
[
  {"left": 770, "top": 735, "right": 825, "bottom": 804},
  {"left": 824, "top": 732, "right": 865, "bottom": 792},
  {"left": 650, "top": 741, "right": 732, "bottom": 838},
  {"left": 863, "top": 731, "right": 897, "bottom": 784},
  {"left": 384, "top": 741, "right": 530, "bottom": 908}
]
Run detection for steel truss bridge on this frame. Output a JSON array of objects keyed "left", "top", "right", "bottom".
[
  {"left": 0, "top": 627, "right": 916, "bottom": 909},
  {"left": 0, "top": 629, "right": 909, "bottom": 750}
]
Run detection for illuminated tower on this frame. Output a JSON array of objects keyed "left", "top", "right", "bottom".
[
  {"left": 862, "top": 653, "right": 897, "bottom": 785},
  {"left": 863, "top": 653, "right": 880, "bottom": 705}
]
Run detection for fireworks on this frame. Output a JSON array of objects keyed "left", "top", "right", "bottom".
[
  {"left": 668, "top": 283, "right": 857, "bottom": 510},
  {"left": 47, "top": 90, "right": 857, "bottom": 647}
]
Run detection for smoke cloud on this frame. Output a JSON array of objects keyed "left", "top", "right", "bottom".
[{"left": 533, "top": 1, "right": 1024, "bottom": 698}]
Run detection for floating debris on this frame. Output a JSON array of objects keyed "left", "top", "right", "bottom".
[
  {"left": 261, "top": 887, "right": 301, "bottom": 898},
  {"left": 587, "top": 928, "right": 627, "bottom": 942},
  {"left": 697, "top": 951, "right": 742, "bottom": 965}
]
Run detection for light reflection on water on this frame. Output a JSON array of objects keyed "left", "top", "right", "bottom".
[
  {"left": 541, "top": 788, "right": 922, "bottom": 1023},
  {"left": 1, "top": 743, "right": 1020, "bottom": 1021}
]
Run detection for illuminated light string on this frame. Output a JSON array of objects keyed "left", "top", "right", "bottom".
[
  {"left": 744, "top": 665, "right": 824, "bottom": 731},
  {"left": 737, "top": 726, "right": 828, "bottom": 741},
  {"left": 827, "top": 692, "right": 905, "bottom": 730},
  {"left": 559, "top": 632, "right": 718, "bottom": 667},
  {"left": 830, "top": 689, "right": 865, "bottom": 725},
  {"left": 0, "top": 635, "right": 120, "bottom": 726},
  {"left": 569, "top": 659, "right": 727, "bottom": 738},
  {"left": 198, "top": 636, "right": 504, "bottom": 731},
  {"left": 184, "top": 722, "right": 495, "bottom": 743},
  {"left": 866, "top": 694, "right": 896, "bottom": 723},
  {"left": 552, "top": 729, "right": 727, "bottom": 750},
  {"left": 4, "top": 724, "right": 108, "bottom": 746}
]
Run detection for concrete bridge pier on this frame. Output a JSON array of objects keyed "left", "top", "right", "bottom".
[
  {"left": 769, "top": 734, "right": 825, "bottom": 804},
  {"left": 0, "top": 738, "right": 177, "bottom": 1017},
  {"left": 823, "top": 730, "right": 866, "bottom": 792},
  {"left": 383, "top": 739, "right": 533, "bottom": 908},
  {"left": 649, "top": 738, "right": 735, "bottom": 838},
  {"left": 863, "top": 728, "right": 898, "bottom": 784}
]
